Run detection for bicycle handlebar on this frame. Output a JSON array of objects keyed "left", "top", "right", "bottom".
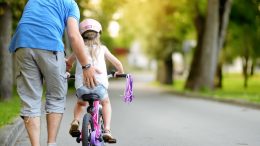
[
  {"left": 67, "top": 72, "right": 128, "bottom": 80},
  {"left": 108, "top": 71, "right": 128, "bottom": 78}
]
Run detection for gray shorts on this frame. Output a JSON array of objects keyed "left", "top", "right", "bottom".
[
  {"left": 76, "top": 84, "right": 108, "bottom": 101},
  {"left": 15, "top": 48, "right": 68, "bottom": 117}
]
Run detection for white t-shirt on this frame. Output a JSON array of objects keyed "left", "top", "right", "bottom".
[{"left": 75, "top": 45, "right": 109, "bottom": 89}]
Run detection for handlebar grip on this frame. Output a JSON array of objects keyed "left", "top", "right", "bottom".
[
  {"left": 110, "top": 71, "right": 128, "bottom": 78},
  {"left": 69, "top": 75, "right": 75, "bottom": 79},
  {"left": 115, "top": 74, "right": 127, "bottom": 78}
]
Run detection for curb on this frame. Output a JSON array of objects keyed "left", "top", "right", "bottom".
[
  {"left": 164, "top": 90, "right": 260, "bottom": 110},
  {"left": 0, "top": 117, "right": 25, "bottom": 146},
  {"left": 149, "top": 83, "right": 260, "bottom": 110}
]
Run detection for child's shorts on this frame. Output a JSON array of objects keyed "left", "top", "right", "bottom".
[{"left": 76, "top": 84, "right": 108, "bottom": 101}]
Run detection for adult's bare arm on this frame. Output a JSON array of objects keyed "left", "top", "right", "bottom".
[{"left": 66, "top": 17, "right": 97, "bottom": 88}]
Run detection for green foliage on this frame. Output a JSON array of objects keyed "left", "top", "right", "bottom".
[
  {"left": 171, "top": 73, "right": 260, "bottom": 103},
  {"left": 78, "top": 0, "right": 125, "bottom": 51},
  {"left": 0, "top": 0, "right": 26, "bottom": 31},
  {"left": 120, "top": 0, "right": 194, "bottom": 60},
  {"left": 226, "top": 0, "right": 260, "bottom": 60},
  {"left": 0, "top": 94, "right": 20, "bottom": 128}
]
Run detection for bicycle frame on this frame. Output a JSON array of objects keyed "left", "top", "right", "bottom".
[
  {"left": 69, "top": 72, "right": 132, "bottom": 146},
  {"left": 76, "top": 94, "right": 104, "bottom": 146},
  {"left": 89, "top": 99, "right": 102, "bottom": 145}
]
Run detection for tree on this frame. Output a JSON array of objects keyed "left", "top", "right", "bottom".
[
  {"left": 227, "top": 0, "right": 260, "bottom": 88},
  {"left": 185, "top": 0, "right": 233, "bottom": 90},
  {"left": 215, "top": 0, "right": 233, "bottom": 88},
  {"left": 0, "top": 0, "right": 26, "bottom": 101},
  {"left": 0, "top": 2, "right": 12, "bottom": 101},
  {"left": 184, "top": 0, "right": 206, "bottom": 90}
]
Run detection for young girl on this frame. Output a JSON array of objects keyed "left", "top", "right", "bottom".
[{"left": 67, "top": 18, "right": 124, "bottom": 141}]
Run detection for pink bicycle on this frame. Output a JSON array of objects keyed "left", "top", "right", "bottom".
[{"left": 70, "top": 72, "right": 134, "bottom": 146}]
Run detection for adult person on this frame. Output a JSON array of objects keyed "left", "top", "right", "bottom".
[{"left": 9, "top": 0, "right": 96, "bottom": 146}]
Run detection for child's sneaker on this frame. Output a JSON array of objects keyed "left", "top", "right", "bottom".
[
  {"left": 103, "top": 130, "right": 117, "bottom": 143},
  {"left": 69, "top": 120, "right": 80, "bottom": 137}
]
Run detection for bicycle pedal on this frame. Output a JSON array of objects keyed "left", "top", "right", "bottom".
[
  {"left": 76, "top": 137, "right": 81, "bottom": 143},
  {"left": 70, "top": 130, "right": 81, "bottom": 137},
  {"left": 108, "top": 139, "right": 117, "bottom": 143},
  {"left": 104, "top": 138, "right": 117, "bottom": 143}
]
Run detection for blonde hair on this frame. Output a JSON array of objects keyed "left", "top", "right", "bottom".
[{"left": 83, "top": 31, "right": 102, "bottom": 61}]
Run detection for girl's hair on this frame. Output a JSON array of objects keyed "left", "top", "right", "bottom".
[{"left": 82, "top": 31, "right": 102, "bottom": 61}]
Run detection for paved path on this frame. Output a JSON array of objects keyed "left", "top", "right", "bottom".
[{"left": 15, "top": 72, "right": 260, "bottom": 146}]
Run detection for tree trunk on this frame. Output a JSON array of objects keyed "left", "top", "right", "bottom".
[
  {"left": 215, "top": 62, "right": 223, "bottom": 88},
  {"left": 215, "top": 0, "right": 233, "bottom": 89},
  {"left": 185, "top": 2, "right": 205, "bottom": 90},
  {"left": 242, "top": 44, "right": 250, "bottom": 88},
  {"left": 242, "top": 55, "right": 249, "bottom": 88},
  {"left": 156, "top": 57, "right": 173, "bottom": 85},
  {"left": 250, "top": 58, "right": 255, "bottom": 76},
  {"left": 186, "top": 0, "right": 220, "bottom": 90},
  {"left": 0, "top": 3, "right": 13, "bottom": 101},
  {"left": 196, "top": 0, "right": 219, "bottom": 90},
  {"left": 218, "top": 0, "right": 233, "bottom": 52}
]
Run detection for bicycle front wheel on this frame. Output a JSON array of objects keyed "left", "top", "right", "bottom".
[{"left": 82, "top": 113, "right": 92, "bottom": 146}]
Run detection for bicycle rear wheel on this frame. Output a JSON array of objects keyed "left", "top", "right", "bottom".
[{"left": 82, "top": 113, "right": 92, "bottom": 146}]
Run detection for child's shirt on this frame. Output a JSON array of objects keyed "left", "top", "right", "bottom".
[{"left": 75, "top": 45, "right": 109, "bottom": 89}]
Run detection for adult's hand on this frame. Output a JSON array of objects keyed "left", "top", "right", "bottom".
[
  {"left": 83, "top": 67, "right": 97, "bottom": 88},
  {"left": 83, "top": 67, "right": 102, "bottom": 88}
]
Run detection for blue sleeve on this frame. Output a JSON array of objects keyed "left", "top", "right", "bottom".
[{"left": 67, "top": 0, "right": 80, "bottom": 23}]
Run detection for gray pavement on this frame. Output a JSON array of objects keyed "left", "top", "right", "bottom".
[
  {"left": 0, "top": 117, "right": 24, "bottom": 146},
  {"left": 2, "top": 72, "right": 260, "bottom": 146}
]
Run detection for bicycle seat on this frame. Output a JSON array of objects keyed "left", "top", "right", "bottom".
[{"left": 81, "top": 93, "right": 100, "bottom": 101}]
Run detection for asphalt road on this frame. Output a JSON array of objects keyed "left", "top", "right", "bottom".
[{"left": 15, "top": 72, "right": 260, "bottom": 146}]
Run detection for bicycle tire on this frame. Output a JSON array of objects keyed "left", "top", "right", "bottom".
[{"left": 82, "top": 113, "right": 91, "bottom": 146}]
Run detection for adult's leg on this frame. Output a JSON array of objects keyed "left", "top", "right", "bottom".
[
  {"left": 46, "top": 113, "right": 63, "bottom": 143},
  {"left": 36, "top": 50, "right": 68, "bottom": 144},
  {"left": 15, "top": 48, "right": 43, "bottom": 146},
  {"left": 24, "top": 117, "right": 41, "bottom": 146}
]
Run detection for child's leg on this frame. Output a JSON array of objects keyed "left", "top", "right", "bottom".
[
  {"left": 74, "top": 100, "right": 87, "bottom": 121},
  {"left": 101, "top": 97, "right": 112, "bottom": 131},
  {"left": 69, "top": 100, "right": 87, "bottom": 137},
  {"left": 101, "top": 97, "right": 117, "bottom": 142}
]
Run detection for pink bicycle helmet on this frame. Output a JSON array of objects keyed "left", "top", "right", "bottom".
[{"left": 79, "top": 18, "right": 102, "bottom": 34}]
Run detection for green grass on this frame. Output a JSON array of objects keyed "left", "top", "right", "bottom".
[
  {"left": 0, "top": 95, "right": 21, "bottom": 128},
  {"left": 171, "top": 73, "right": 260, "bottom": 104}
]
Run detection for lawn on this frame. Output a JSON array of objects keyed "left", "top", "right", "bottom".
[
  {"left": 171, "top": 73, "right": 260, "bottom": 103},
  {"left": 0, "top": 95, "right": 20, "bottom": 128}
]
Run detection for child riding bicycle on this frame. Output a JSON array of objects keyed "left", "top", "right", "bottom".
[{"left": 66, "top": 18, "right": 124, "bottom": 142}]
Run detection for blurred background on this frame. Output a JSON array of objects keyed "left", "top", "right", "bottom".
[{"left": 0, "top": 0, "right": 260, "bottom": 126}]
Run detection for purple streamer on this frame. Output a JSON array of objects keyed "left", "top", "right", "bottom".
[{"left": 123, "top": 74, "right": 135, "bottom": 103}]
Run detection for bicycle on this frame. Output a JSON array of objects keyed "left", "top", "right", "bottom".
[{"left": 69, "top": 72, "right": 133, "bottom": 146}]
